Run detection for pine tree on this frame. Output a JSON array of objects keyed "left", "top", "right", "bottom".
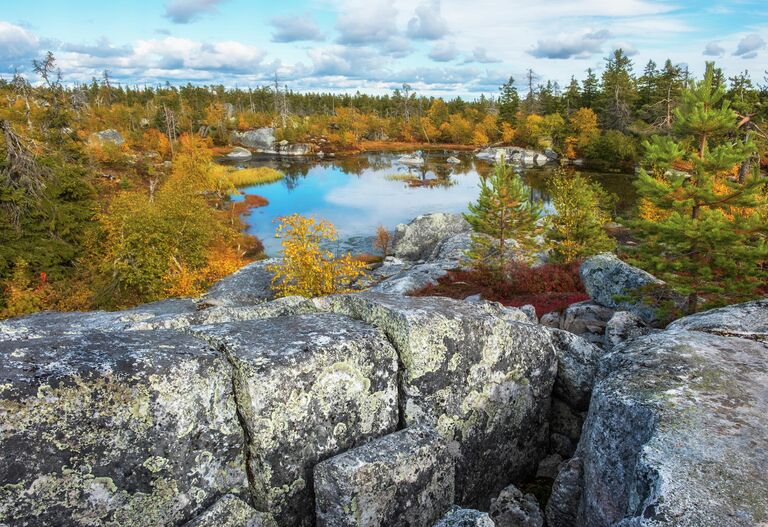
[
  {"left": 631, "top": 62, "right": 768, "bottom": 311},
  {"left": 547, "top": 171, "right": 615, "bottom": 263},
  {"left": 464, "top": 158, "right": 544, "bottom": 271},
  {"left": 498, "top": 76, "right": 520, "bottom": 124},
  {"left": 581, "top": 68, "right": 599, "bottom": 109},
  {"left": 563, "top": 76, "right": 581, "bottom": 115},
  {"left": 600, "top": 49, "right": 637, "bottom": 130}
]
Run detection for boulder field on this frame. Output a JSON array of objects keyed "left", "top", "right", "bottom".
[{"left": 0, "top": 216, "right": 766, "bottom": 526}]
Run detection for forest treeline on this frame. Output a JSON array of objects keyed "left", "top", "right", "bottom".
[{"left": 0, "top": 50, "right": 767, "bottom": 317}]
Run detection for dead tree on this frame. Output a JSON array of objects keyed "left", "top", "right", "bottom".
[{"left": 0, "top": 120, "right": 50, "bottom": 226}]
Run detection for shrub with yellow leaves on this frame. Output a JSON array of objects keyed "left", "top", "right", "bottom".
[{"left": 268, "top": 214, "right": 367, "bottom": 298}]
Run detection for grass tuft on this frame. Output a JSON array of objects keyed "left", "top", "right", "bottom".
[{"left": 215, "top": 165, "right": 285, "bottom": 187}]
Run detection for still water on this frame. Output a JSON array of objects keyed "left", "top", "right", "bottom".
[{"left": 227, "top": 151, "right": 636, "bottom": 255}]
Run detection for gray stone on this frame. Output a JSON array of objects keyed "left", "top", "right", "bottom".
[
  {"left": 488, "top": 484, "right": 544, "bottom": 527},
  {"left": 549, "top": 329, "right": 602, "bottom": 411},
  {"left": 604, "top": 311, "right": 652, "bottom": 350},
  {"left": 545, "top": 457, "right": 582, "bottom": 527},
  {"left": 367, "top": 262, "right": 447, "bottom": 295},
  {"left": 549, "top": 398, "right": 584, "bottom": 442},
  {"left": 183, "top": 494, "right": 277, "bottom": 527},
  {"left": 231, "top": 128, "right": 277, "bottom": 152},
  {"left": 580, "top": 253, "right": 683, "bottom": 324},
  {"left": 200, "top": 259, "right": 277, "bottom": 307},
  {"left": 89, "top": 128, "right": 124, "bottom": 145},
  {"left": 314, "top": 425, "right": 454, "bottom": 527},
  {"left": 447, "top": 156, "right": 461, "bottom": 164},
  {"left": 311, "top": 293, "right": 557, "bottom": 507},
  {"left": 428, "top": 231, "right": 473, "bottom": 265},
  {"left": 539, "top": 311, "right": 560, "bottom": 329},
  {"left": 519, "top": 304, "right": 538, "bottom": 324},
  {"left": 575, "top": 326, "right": 768, "bottom": 526},
  {"left": 666, "top": 298, "right": 768, "bottom": 340},
  {"left": 433, "top": 507, "right": 495, "bottom": 527},
  {"left": 393, "top": 213, "right": 471, "bottom": 261},
  {"left": 559, "top": 301, "right": 615, "bottom": 343},
  {"left": 193, "top": 313, "right": 399, "bottom": 526},
  {"left": 397, "top": 153, "right": 425, "bottom": 165},
  {"left": 535, "top": 453, "right": 564, "bottom": 479},
  {"left": 226, "top": 146, "right": 252, "bottom": 160},
  {"left": 464, "top": 293, "right": 483, "bottom": 303},
  {"left": 0, "top": 330, "right": 247, "bottom": 526},
  {"left": 549, "top": 433, "right": 576, "bottom": 458}
]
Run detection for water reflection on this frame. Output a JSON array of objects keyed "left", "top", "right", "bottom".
[{"left": 226, "top": 151, "right": 636, "bottom": 255}]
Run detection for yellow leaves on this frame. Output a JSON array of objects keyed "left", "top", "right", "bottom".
[
  {"left": 566, "top": 108, "right": 600, "bottom": 157},
  {"left": 268, "top": 214, "right": 367, "bottom": 298}
]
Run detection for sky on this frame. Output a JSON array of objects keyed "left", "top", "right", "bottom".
[{"left": 0, "top": 0, "right": 766, "bottom": 98}]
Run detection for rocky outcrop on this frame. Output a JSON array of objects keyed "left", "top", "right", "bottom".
[
  {"left": 226, "top": 146, "right": 252, "bottom": 160},
  {"left": 0, "top": 330, "right": 248, "bottom": 526},
  {"left": 194, "top": 314, "right": 399, "bottom": 526},
  {"left": 231, "top": 128, "right": 313, "bottom": 156},
  {"left": 200, "top": 258, "right": 278, "bottom": 306},
  {"left": 579, "top": 253, "right": 684, "bottom": 325},
  {"left": 89, "top": 128, "right": 124, "bottom": 145},
  {"left": 488, "top": 484, "right": 544, "bottom": 527},
  {"left": 314, "top": 425, "right": 453, "bottom": 527},
  {"left": 548, "top": 329, "right": 603, "bottom": 411},
  {"left": 545, "top": 457, "right": 583, "bottom": 527},
  {"left": 392, "top": 213, "right": 471, "bottom": 261},
  {"left": 548, "top": 300, "right": 768, "bottom": 526},
  {"left": 311, "top": 293, "right": 556, "bottom": 507},
  {"left": 183, "top": 495, "right": 277, "bottom": 527},
  {"left": 433, "top": 507, "right": 494, "bottom": 527}
]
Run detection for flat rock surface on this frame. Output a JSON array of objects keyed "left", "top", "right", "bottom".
[
  {"left": 193, "top": 313, "right": 399, "bottom": 526},
  {"left": 183, "top": 494, "right": 277, "bottom": 527},
  {"left": 0, "top": 330, "right": 246, "bottom": 526},
  {"left": 314, "top": 425, "right": 453, "bottom": 527}
]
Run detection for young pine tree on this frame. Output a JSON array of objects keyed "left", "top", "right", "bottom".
[
  {"left": 464, "top": 158, "right": 544, "bottom": 271},
  {"left": 547, "top": 171, "right": 615, "bottom": 263},
  {"left": 631, "top": 62, "right": 768, "bottom": 311}
]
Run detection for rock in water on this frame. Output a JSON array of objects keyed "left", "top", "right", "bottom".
[
  {"left": 312, "top": 293, "right": 557, "bottom": 507},
  {"left": 193, "top": 313, "right": 399, "bottom": 526},
  {"left": 447, "top": 156, "right": 461, "bottom": 164},
  {"left": 392, "top": 213, "right": 471, "bottom": 261},
  {"left": 0, "top": 330, "right": 247, "bottom": 526},
  {"left": 226, "top": 146, "right": 252, "bottom": 160},
  {"left": 579, "top": 253, "right": 683, "bottom": 325},
  {"left": 488, "top": 484, "right": 544, "bottom": 527},
  {"left": 314, "top": 425, "right": 454, "bottom": 527},
  {"left": 231, "top": 127, "right": 277, "bottom": 152},
  {"left": 571, "top": 301, "right": 768, "bottom": 526},
  {"left": 183, "top": 494, "right": 277, "bottom": 527}
]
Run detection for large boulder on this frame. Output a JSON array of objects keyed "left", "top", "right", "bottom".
[
  {"left": 603, "top": 311, "right": 653, "bottom": 350},
  {"left": 579, "top": 253, "right": 682, "bottom": 325},
  {"left": 0, "top": 330, "right": 247, "bottom": 526},
  {"left": 548, "top": 329, "right": 603, "bottom": 411},
  {"left": 488, "top": 484, "right": 544, "bottom": 527},
  {"left": 314, "top": 425, "right": 454, "bottom": 527},
  {"left": 545, "top": 457, "right": 583, "bottom": 527},
  {"left": 392, "top": 213, "right": 471, "bottom": 261},
  {"left": 558, "top": 301, "right": 616, "bottom": 345},
  {"left": 665, "top": 298, "right": 768, "bottom": 339},
  {"left": 231, "top": 128, "right": 277, "bottom": 153},
  {"left": 89, "top": 128, "right": 124, "bottom": 145},
  {"left": 183, "top": 494, "right": 277, "bottom": 527},
  {"left": 200, "top": 259, "right": 278, "bottom": 307},
  {"left": 192, "top": 313, "right": 399, "bottom": 526},
  {"left": 559, "top": 301, "right": 768, "bottom": 526},
  {"left": 311, "top": 293, "right": 557, "bottom": 508}
]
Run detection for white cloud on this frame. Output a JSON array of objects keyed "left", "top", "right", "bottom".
[
  {"left": 0, "top": 21, "right": 40, "bottom": 65},
  {"left": 703, "top": 41, "right": 725, "bottom": 57},
  {"left": 406, "top": 0, "right": 450, "bottom": 40},
  {"left": 733, "top": 33, "right": 765, "bottom": 58},
  {"left": 528, "top": 30, "right": 610, "bottom": 59},
  {"left": 271, "top": 15, "right": 325, "bottom": 43},
  {"left": 428, "top": 41, "right": 459, "bottom": 62},
  {"left": 463, "top": 47, "right": 500, "bottom": 64},
  {"left": 164, "top": 0, "right": 227, "bottom": 24}
]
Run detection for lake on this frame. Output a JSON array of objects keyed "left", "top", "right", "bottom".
[{"left": 226, "top": 151, "right": 636, "bottom": 256}]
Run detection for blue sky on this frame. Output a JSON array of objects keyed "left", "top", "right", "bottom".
[{"left": 1, "top": 0, "right": 766, "bottom": 97}]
